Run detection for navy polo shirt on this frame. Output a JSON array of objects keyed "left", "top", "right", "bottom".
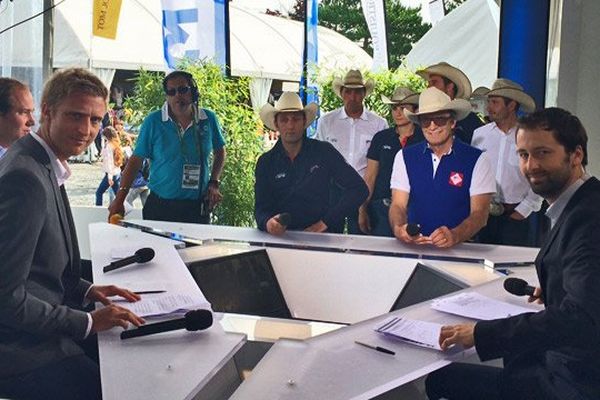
[
  {"left": 367, "top": 126, "right": 424, "bottom": 201},
  {"left": 254, "top": 138, "right": 368, "bottom": 231}
]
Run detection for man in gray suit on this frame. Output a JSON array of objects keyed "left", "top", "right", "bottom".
[{"left": 0, "top": 68, "right": 145, "bottom": 400}]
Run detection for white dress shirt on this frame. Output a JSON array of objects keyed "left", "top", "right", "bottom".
[
  {"left": 471, "top": 122, "right": 543, "bottom": 217},
  {"left": 316, "top": 107, "right": 388, "bottom": 177}
]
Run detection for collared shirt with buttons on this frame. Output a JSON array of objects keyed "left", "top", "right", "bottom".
[
  {"left": 254, "top": 138, "right": 368, "bottom": 231},
  {"left": 315, "top": 107, "right": 388, "bottom": 177}
]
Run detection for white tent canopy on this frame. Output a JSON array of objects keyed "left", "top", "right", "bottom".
[
  {"left": 404, "top": 0, "right": 499, "bottom": 90},
  {"left": 53, "top": 0, "right": 372, "bottom": 82}
]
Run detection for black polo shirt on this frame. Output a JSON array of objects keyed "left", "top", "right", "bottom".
[{"left": 254, "top": 138, "right": 368, "bottom": 231}]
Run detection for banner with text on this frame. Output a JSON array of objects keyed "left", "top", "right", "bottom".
[
  {"left": 93, "top": 0, "right": 123, "bottom": 39},
  {"left": 361, "top": 0, "right": 388, "bottom": 71}
]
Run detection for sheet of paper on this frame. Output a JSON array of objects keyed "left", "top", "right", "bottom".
[
  {"left": 115, "top": 293, "right": 211, "bottom": 318},
  {"left": 375, "top": 317, "right": 443, "bottom": 350},
  {"left": 431, "top": 292, "right": 536, "bottom": 320}
]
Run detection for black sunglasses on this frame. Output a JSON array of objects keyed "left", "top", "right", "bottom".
[
  {"left": 165, "top": 86, "right": 192, "bottom": 96},
  {"left": 419, "top": 114, "right": 452, "bottom": 127}
]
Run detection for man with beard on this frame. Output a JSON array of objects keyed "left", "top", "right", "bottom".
[
  {"left": 472, "top": 79, "right": 543, "bottom": 246},
  {"left": 255, "top": 92, "right": 367, "bottom": 235},
  {"left": 389, "top": 87, "right": 495, "bottom": 248},
  {"left": 426, "top": 108, "right": 600, "bottom": 400},
  {"left": 316, "top": 70, "right": 388, "bottom": 234},
  {"left": 0, "top": 78, "right": 35, "bottom": 158}
]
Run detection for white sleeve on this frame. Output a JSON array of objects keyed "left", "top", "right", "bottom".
[
  {"left": 470, "top": 151, "right": 496, "bottom": 196},
  {"left": 101, "top": 144, "right": 114, "bottom": 175},
  {"left": 390, "top": 150, "right": 410, "bottom": 192},
  {"left": 515, "top": 189, "right": 544, "bottom": 217},
  {"left": 315, "top": 113, "right": 327, "bottom": 141}
]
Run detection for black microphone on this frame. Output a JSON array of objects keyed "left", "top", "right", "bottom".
[
  {"left": 503, "top": 278, "right": 537, "bottom": 297},
  {"left": 120, "top": 309, "right": 213, "bottom": 340},
  {"left": 103, "top": 247, "right": 155, "bottom": 273},
  {"left": 406, "top": 223, "right": 421, "bottom": 237},
  {"left": 275, "top": 212, "right": 292, "bottom": 227}
]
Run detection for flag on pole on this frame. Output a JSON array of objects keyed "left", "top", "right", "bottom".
[
  {"left": 361, "top": 0, "right": 388, "bottom": 71},
  {"left": 93, "top": 0, "right": 123, "bottom": 39},
  {"left": 161, "top": 0, "right": 227, "bottom": 70},
  {"left": 300, "top": 0, "right": 319, "bottom": 137}
]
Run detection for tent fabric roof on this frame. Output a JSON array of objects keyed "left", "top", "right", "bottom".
[
  {"left": 53, "top": 1, "right": 372, "bottom": 81},
  {"left": 403, "top": 0, "right": 500, "bottom": 90}
]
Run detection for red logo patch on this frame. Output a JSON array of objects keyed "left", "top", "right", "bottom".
[{"left": 448, "top": 171, "right": 464, "bottom": 187}]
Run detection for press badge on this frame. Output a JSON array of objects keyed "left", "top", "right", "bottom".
[{"left": 182, "top": 164, "right": 201, "bottom": 189}]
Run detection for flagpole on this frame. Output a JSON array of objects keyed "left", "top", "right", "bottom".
[{"left": 224, "top": 0, "right": 231, "bottom": 77}]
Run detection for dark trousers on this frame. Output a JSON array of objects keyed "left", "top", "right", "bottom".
[
  {"left": 0, "top": 354, "right": 101, "bottom": 400},
  {"left": 143, "top": 192, "right": 209, "bottom": 224},
  {"left": 95, "top": 174, "right": 120, "bottom": 206},
  {"left": 478, "top": 214, "right": 531, "bottom": 246},
  {"left": 367, "top": 199, "right": 393, "bottom": 237}
]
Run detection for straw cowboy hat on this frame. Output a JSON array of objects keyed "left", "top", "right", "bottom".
[
  {"left": 416, "top": 62, "right": 473, "bottom": 99},
  {"left": 259, "top": 92, "right": 318, "bottom": 131},
  {"left": 471, "top": 86, "right": 490, "bottom": 98},
  {"left": 332, "top": 70, "right": 375, "bottom": 98},
  {"left": 381, "top": 87, "right": 419, "bottom": 106},
  {"left": 404, "top": 87, "right": 471, "bottom": 125},
  {"left": 476, "top": 78, "right": 536, "bottom": 113}
]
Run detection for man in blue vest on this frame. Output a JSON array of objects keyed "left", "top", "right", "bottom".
[{"left": 389, "top": 87, "right": 495, "bottom": 248}]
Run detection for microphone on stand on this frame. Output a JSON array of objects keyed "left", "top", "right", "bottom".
[
  {"left": 103, "top": 248, "right": 155, "bottom": 273},
  {"left": 120, "top": 309, "right": 213, "bottom": 340}
]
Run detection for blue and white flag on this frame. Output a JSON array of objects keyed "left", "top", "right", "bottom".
[
  {"left": 300, "top": 0, "right": 319, "bottom": 137},
  {"left": 161, "top": 0, "right": 227, "bottom": 70}
]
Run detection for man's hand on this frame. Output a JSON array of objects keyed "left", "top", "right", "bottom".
[
  {"left": 305, "top": 220, "right": 328, "bottom": 233},
  {"left": 86, "top": 285, "right": 141, "bottom": 306},
  {"left": 266, "top": 215, "right": 287, "bottom": 236},
  {"left": 509, "top": 211, "right": 525, "bottom": 221},
  {"left": 393, "top": 223, "right": 432, "bottom": 245},
  {"left": 358, "top": 207, "right": 371, "bottom": 234},
  {"left": 430, "top": 226, "right": 459, "bottom": 248},
  {"left": 207, "top": 185, "right": 223, "bottom": 209},
  {"left": 91, "top": 304, "right": 145, "bottom": 333},
  {"left": 528, "top": 286, "right": 544, "bottom": 305},
  {"left": 439, "top": 323, "right": 476, "bottom": 351},
  {"left": 108, "top": 195, "right": 126, "bottom": 221}
]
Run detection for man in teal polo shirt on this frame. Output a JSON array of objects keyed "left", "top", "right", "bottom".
[{"left": 109, "top": 71, "right": 226, "bottom": 223}]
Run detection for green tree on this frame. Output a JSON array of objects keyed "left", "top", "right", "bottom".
[
  {"left": 444, "top": 0, "right": 468, "bottom": 13},
  {"left": 311, "top": 0, "right": 430, "bottom": 69},
  {"left": 123, "top": 61, "right": 264, "bottom": 227}
]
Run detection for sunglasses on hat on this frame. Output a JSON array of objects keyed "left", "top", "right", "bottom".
[{"left": 165, "top": 86, "right": 192, "bottom": 96}]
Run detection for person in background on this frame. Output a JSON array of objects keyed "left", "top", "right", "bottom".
[
  {"left": 95, "top": 126, "right": 123, "bottom": 206},
  {"left": 0, "top": 77, "right": 35, "bottom": 158},
  {"left": 360, "top": 87, "right": 423, "bottom": 236}
]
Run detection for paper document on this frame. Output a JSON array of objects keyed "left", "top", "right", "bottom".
[
  {"left": 115, "top": 293, "right": 212, "bottom": 318},
  {"left": 375, "top": 317, "right": 443, "bottom": 350},
  {"left": 431, "top": 292, "right": 536, "bottom": 320}
]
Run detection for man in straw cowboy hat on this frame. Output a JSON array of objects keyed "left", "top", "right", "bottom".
[
  {"left": 417, "top": 61, "right": 484, "bottom": 144},
  {"left": 389, "top": 87, "right": 495, "bottom": 248},
  {"left": 360, "top": 87, "right": 424, "bottom": 237},
  {"left": 472, "top": 78, "right": 542, "bottom": 246},
  {"left": 255, "top": 92, "right": 367, "bottom": 235},
  {"left": 316, "top": 69, "right": 387, "bottom": 234}
]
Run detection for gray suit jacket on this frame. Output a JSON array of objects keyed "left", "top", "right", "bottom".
[{"left": 0, "top": 135, "right": 91, "bottom": 378}]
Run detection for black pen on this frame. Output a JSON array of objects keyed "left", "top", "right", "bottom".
[
  {"left": 355, "top": 340, "right": 395, "bottom": 355},
  {"left": 134, "top": 290, "right": 167, "bottom": 295}
]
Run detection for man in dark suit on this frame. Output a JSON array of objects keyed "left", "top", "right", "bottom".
[
  {"left": 425, "top": 107, "right": 600, "bottom": 400},
  {"left": 0, "top": 68, "right": 145, "bottom": 400}
]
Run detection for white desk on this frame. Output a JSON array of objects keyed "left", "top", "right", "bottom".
[
  {"left": 89, "top": 223, "right": 246, "bottom": 400},
  {"left": 230, "top": 268, "right": 541, "bottom": 400}
]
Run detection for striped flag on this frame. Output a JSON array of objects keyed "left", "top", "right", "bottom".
[{"left": 301, "top": 0, "right": 319, "bottom": 137}]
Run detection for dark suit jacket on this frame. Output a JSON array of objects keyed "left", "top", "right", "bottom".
[
  {"left": 474, "top": 177, "right": 600, "bottom": 400},
  {"left": 0, "top": 135, "right": 91, "bottom": 378}
]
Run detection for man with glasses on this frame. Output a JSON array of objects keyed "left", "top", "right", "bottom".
[
  {"left": 389, "top": 87, "right": 495, "bottom": 248},
  {"left": 109, "top": 70, "right": 226, "bottom": 223},
  {"left": 0, "top": 77, "right": 35, "bottom": 158}
]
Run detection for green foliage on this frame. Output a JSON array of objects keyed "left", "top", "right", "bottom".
[
  {"left": 315, "top": 66, "right": 427, "bottom": 124},
  {"left": 123, "top": 60, "right": 263, "bottom": 227},
  {"left": 444, "top": 0, "right": 468, "bottom": 13},
  {"left": 318, "top": 0, "right": 430, "bottom": 69}
]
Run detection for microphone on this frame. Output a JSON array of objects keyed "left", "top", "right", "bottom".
[
  {"left": 275, "top": 212, "right": 292, "bottom": 227},
  {"left": 120, "top": 309, "right": 213, "bottom": 340},
  {"left": 406, "top": 223, "right": 421, "bottom": 237},
  {"left": 503, "top": 278, "right": 538, "bottom": 297},
  {"left": 103, "top": 247, "right": 155, "bottom": 273}
]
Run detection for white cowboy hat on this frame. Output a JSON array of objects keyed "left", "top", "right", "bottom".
[
  {"left": 332, "top": 69, "right": 375, "bottom": 98},
  {"left": 381, "top": 87, "right": 419, "bottom": 106},
  {"left": 416, "top": 62, "right": 473, "bottom": 99},
  {"left": 477, "top": 78, "right": 536, "bottom": 113},
  {"left": 259, "top": 92, "right": 318, "bottom": 131},
  {"left": 404, "top": 87, "right": 471, "bottom": 125}
]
